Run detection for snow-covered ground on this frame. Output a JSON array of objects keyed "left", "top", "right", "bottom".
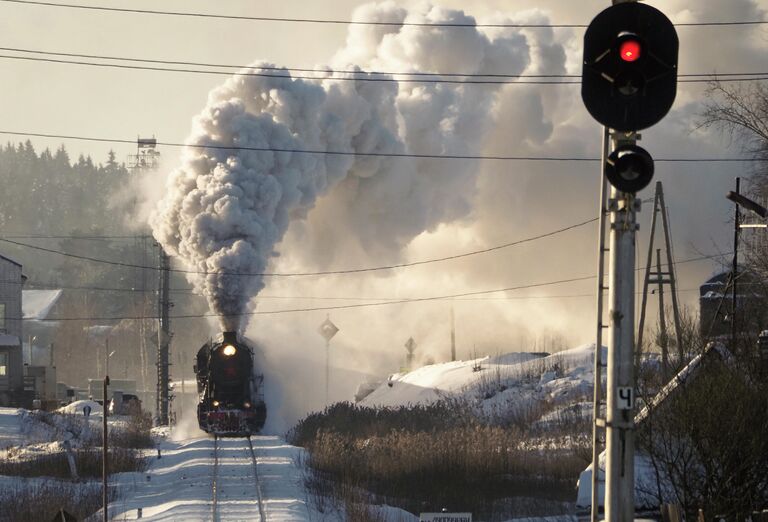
[
  {"left": 361, "top": 343, "right": 604, "bottom": 427},
  {"left": 0, "top": 344, "right": 622, "bottom": 520},
  {"left": 109, "top": 435, "right": 315, "bottom": 521}
]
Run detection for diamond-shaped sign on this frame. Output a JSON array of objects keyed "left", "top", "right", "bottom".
[
  {"left": 404, "top": 337, "right": 416, "bottom": 354},
  {"left": 318, "top": 317, "right": 339, "bottom": 342}
]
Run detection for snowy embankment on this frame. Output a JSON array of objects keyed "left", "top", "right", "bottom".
[{"left": 361, "top": 343, "right": 604, "bottom": 427}]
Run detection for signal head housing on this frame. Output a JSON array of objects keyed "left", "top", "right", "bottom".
[
  {"left": 605, "top": 144, "right": 654, "bottom": 193},
  {"left": 582, "top": 3, "right": 678, "bottom": 131}
]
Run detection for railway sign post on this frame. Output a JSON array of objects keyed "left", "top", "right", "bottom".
[
  {"left": 318, "top": 316, "right": 339, "bottom": 404},
  {"left": 404, "top": 337, "right": 417, "bottom": 370},
  {"left": 582, "top": 1, "right": 678, "bottom": 520}
]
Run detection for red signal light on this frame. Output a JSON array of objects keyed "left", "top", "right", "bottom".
[{"left": 619, "top": 39, "right": 641, "bottom": 62}]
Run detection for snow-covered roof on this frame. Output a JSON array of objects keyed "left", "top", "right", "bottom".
[
  {"left": 634, "top": 342, "right": 728, "bottom": 425},
  {"left": 576, "top": 452, "right": 673, "bottom": 509},
  {"left": 22, "top": 289, "right": 62, "bottom": 320},
  {"left": 0, "top": 253, "right": 21, "bottom": 267}
]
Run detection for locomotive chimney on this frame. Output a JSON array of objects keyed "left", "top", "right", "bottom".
[{"left": 222, "top": 331, "right": 238, "bottom": 345}]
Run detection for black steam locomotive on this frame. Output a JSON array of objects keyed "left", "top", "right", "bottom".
[{"left": 194, "top": 331, "right": 266, "bottom": 435}]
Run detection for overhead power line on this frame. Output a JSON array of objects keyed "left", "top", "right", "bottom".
[
  {"left": 0, "top": 216, "right": 598, "bottom": 277},
  {"left": 4, "top": 251, "right": 728, "bottom": 298},
  {"left": 2, "top": 46, "right": 765, "bottom": 84},
  {"left": 14, "top": 276, "right": 599, "bottom": 322},
  {"left": 11, "top": 252, "right": 727, "bottom": 322},
  {"left": 0, "top": 130, "right": 764, "bottom": 163},
  {"left": 3, "top": 233, "right": 150, "bottom": 240},
  {"left": 1, "top": 52, "right": 767, "bottom": 85},
  {"left": 2, "top": 0, "right": 766, "bottom": 28},
  {"left": 19, "top": 281, "right": 702, "bottom": 301}
]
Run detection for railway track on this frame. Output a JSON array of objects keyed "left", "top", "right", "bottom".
[{"left": 211, "top": 435, "right": 267, "bottom": 522}]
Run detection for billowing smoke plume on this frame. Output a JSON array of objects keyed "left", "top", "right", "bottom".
[{"left": 151, "top": 2, "right": 532, "bottom": 332}]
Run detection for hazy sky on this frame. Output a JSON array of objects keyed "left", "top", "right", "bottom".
[{"left": 3, "top": 1, "right": 768, "bottom": 413}]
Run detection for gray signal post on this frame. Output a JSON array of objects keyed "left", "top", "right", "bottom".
[
  {"left": 604, "top": 131, "right": 638, "bottom": 521},
  {"left": 318, "top": 316, "right": 339, "bottom": 404}
]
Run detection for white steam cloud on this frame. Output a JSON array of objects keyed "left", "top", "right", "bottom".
[{"left": 151, "top": 1, "right": 533, "bottom": 332}]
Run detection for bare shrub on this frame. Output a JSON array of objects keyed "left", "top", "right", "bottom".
[
  {"left": 0, "top": 447, "right": 147, "bottom": 479},
  {"left": 109, "top": 411, "right": 154, "bottom": 448},
  {"left": 287, "top": 401, "right": 475, "bottom": 447},
  {"left": 0, "top": 480, "right": 114, "bottom": 522}
]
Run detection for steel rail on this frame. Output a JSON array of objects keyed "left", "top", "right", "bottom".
[
  {"left": 247, "top": 436, "right": 268, "bottom": 522},
  {"left": 211, "top": 435, "right": 220, "bottom": 522}
]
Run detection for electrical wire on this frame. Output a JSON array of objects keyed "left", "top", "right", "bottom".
[
  {"left": 3, "top": 251, "right": 727, "bottom": 308},
  {"left": 2, "top": 234, "right": 150, "bottom": 240},
  {"left": 0, "top": 274, "right": 688, "bottom": 322},
  {"left": 19, "top": 279, "right": 704, "bottom": 301},
  {"left": 0, "top": 130, "right": 765, "bottom": 163},
  {"left": 10, "top": 253, "right": 728, "bottom": 322},
  {"left": 0, "top": 216, "right": 599, "bottom": 277},
  {"left": 1, "top": 46, "right": 764, "bottom": 82},
  {"left": 2, "top": 53, "right": 767, "bottom": 85},
  {"left": 2, "top": 0, "right": 766, "bottom": 28}
]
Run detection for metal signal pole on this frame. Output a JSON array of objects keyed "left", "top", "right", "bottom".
[
  {"left": 604, "top": 131, "right": 638, "bottom": 521},
  {"left": 582, "top": 0, "right": 677, "bottom": 516}
]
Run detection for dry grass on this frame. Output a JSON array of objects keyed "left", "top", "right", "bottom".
[
  {"left": 0, "top": 480, "right": 114, "bottom": 522},
  {"left": 0, "top": 447, "right": 147, "bottom": 479},
  {"left": 292, "top": 401, "right": 582, "bottom": 519}
]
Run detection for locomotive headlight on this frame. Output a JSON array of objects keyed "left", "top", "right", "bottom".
[
  {"left": 222, "top": 344, "right": 237, "bottom": 356},
  {"left": 212, "top": 400, "right": 220, "bottom": 407},
  {"left": 243, "top": 402, "right": 252, "bottom": 409}
]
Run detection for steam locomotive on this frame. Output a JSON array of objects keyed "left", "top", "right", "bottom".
[{"left": 194, "top": 331, "right": 267, "bottom": 436}]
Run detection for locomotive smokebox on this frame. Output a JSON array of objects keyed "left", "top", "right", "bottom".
[{"left": 222, "top": 331, "right": 238, "bottom": 345}]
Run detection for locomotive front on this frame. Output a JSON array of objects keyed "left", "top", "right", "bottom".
[{"left": 195, "top": 331, "right": 266, "bottom": 436}]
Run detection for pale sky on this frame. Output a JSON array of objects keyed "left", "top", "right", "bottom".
[{"left": 3, "top": 0, "right": 768, "bottom": 379}]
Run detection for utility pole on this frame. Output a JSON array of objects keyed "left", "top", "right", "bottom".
[
  {"left": 732, "top": 177, "right": 741, "bottom": 350},
  {"left": 637, "top": 181, "right": 684, "bottom": 376},
  {"left": 102, "top": 339, "right": 111, "bottom": 522},
  {"left": 450, "top": 305, "right": 456, "bottom": 362},
  {"left": 156, "top": 250, "right": 171, "bottom": 426},
  {"left": 404, "top": 337, "right": 417, "bottom": 370},
  {"left": 654, "top": 249, "right": 669, "bottom": 373}
]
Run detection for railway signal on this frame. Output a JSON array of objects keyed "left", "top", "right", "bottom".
[
  {"left": 581, "top": 2, "right": 679, "bottom": 520},
  {"left": 605, "top": 144, "right": 654, "bottom": 193},
  {"left": 581, "top": 2, "right": 678, "bottom": 132}
]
